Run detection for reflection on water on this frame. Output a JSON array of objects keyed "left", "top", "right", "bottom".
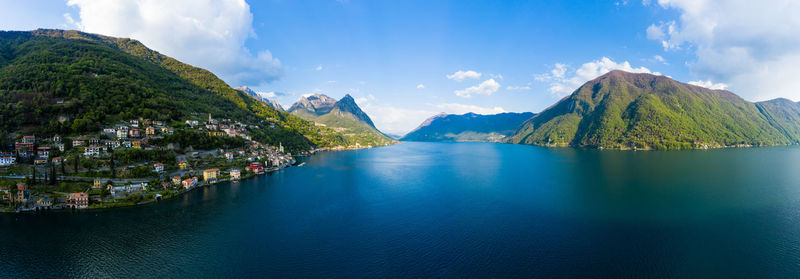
[{"left": 3, "top": 142, "right": 800, "bottom": 277}]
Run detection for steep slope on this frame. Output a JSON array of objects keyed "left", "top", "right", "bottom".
[
  {"left": 287, "top": 94, "right": 336, "bottom": 119},
  {"left": 289, "top": 94, "right": 395, "bottom": 147},
  {"left": 756, "top": 98, "right": 800, "bottom": 142},
  {"left": 508, "top": 70, "right": 800, "bottom": 150},
  {"left": 235, "top": 86, "right": 284, "bottom": 111},
  {"left": 402, "top": 112, "right": 535, "bottom": 142},
  {"left": 0, "top": 29, "right": 346, "bottom": 151}
]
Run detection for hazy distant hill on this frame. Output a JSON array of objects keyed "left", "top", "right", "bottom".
[
  {"left": 289, "top": 94, "right": 395, "bottom": 147},
  {"left": 0, "top": 29, "right": 349, "bottom": 151},
  {"left": 507, "top": 70, "right": 800, "bottom": 150},
  {"left": 402, "top": 112, "right": 535, "bottom": 142},
  {"left": 235, "top": 86, "right": 284, "bottom": 111}
]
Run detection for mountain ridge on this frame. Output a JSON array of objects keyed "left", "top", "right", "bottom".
[
  {"left": 402, "top": 112, "right": 535, "bottom": 142},
  {"left": 507, "top": 70, "right": 800, "bottom": 150},
  {"left": 0, "top": 29, "right": 350, "bottom": 151}
]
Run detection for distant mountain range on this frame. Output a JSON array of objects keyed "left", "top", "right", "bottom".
[
  {"left": 402, "top": 112, "right": 535, "bottom": 142},
  {"left": 234, "top": 86, "right": 284, "bottom": 111},
  {"left": 507, "top": 70, "right": 800, "bottom": 150},
  {"left": 288, "top": 94, "right": 395, "bottom": 148}
]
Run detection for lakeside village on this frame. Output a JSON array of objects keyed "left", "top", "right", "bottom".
[{"left": 0, "top": 114, "right": 298, "bottom": 213}]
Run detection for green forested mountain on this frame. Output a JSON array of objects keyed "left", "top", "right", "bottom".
[
  {"left": 507, "top": 70, "right": 800, "bottom": 150},
  {"left": 0, "top": 29, "right": 348, "bottom": 152},
  {"left": 401, "top": 112, "right": 535, "bottom": 142},
  {"left": 289, "top": 94, "right": 395, "bottom": 147}
]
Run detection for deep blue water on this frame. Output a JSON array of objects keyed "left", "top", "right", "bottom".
[{"left": 4, "top": 142, "right": 800, "bottom": 278}]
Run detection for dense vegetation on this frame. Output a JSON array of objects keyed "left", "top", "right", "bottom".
[
  {"left": 507, "top": 70, "right": 800, "bottom": 150},
  {"left": 401, "top": 112, "right": 535, "bottom": 142},
  {"left": 0, "top": 29, "right": 346, "bottom": 152},
  {"left": 149, "top": 129, "right": 247, "bottom": 150}
]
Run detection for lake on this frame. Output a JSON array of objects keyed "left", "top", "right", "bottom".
[{"left": 3, "top": 142, "right": 800, "bottom": 278}]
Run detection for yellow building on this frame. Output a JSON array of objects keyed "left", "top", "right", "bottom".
[
  {"left": 178, "top": 161, "right": 189, "bottom": 169},
  {"left": 203, "top": 168, "right": 219, "bottom": 183}
]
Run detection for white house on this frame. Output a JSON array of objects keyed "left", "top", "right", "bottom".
[
  {"left": 0, "top": 154, "right": 16, "bottom": 166},
  {"left": 84, "top": 146, "right": 104, "bottom": 157}
]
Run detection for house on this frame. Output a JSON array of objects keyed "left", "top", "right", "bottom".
[
  {"left": 116, "top": 128, "right": 128, "bottom": 139},
  {"left": 108, "top": 183, "right": 145, "bottom": 198},
  {"left": 0, "top": 154, "right": 15, "bottom": 166},
  {"left": 203, "top": 168, "right": 219, "bottom": 183},
  {"left": 181, "top": 177, "right": 198, "bottom": 189},
  {"left": 130, "top": 119, "right": 139, "bottom": 127},
  {"left": 72, "top": 138, "right": 85, "bottom": 147},
  {"left": 36, "top": 197, "right": 53, "bottom": 208},
  {"left": 129, "top": 129, "right": 142, "bottom": 138},
  {"left": 37, "top": 146, "right": 51, "bottom": 158},
  {"left": 225, "top": 152, "right": 234, "bottom": 160},
  {"left": 52, "top": 135, "right": 62, "bottom": 143},
  {"left": 33, "top": 157, "right": 48, "bottom": 165},
  {"left": 132, "top": 141, "right": 143, "bottom": 149},
  {"left": 93, "top": 179, "right": 104, "bottom": 190},
  {"left": 145, "top": 126, "right": 155, "bottom": 137},
  {"left": 153, "top": 163, "right": 165, "bottom": 173},
  {"left": 102, "top": 128, "right": 116, "bottom": 135},
  {"left": 185, "top": 120, "right": 199, "bottom": 127},
  {"left": 51, "top": 157, "right": 62, "bottom": 165},
  {"left": 248, "top": 163, "right": 264, "bottom": 174},
  {"left": 230, "top": 169, "right": 241, "bottom": 180},
  {"left": 178, "top": 161, "right": 189, "bottom": 169},
  {"left": 89, "top": 137, "right": 100, "bottom": 146},
  {"left": 67, "top": 192, "right": 89, "bottom": 209},
  {"left": 153, "top": 121, "right": 163, "bottom": 126},
  {"left": 15, "top": 142, "right": 34, "bottom": 158},
  {"left": 106, "top": 141, "right": 121, "bottom": 150},
  {"left": 122, "top": 141, "right": 132, "bottom": 148},
  {"left": 14, "top": 184, "right": 28, "bottom": 204},
  {"left": 172, "top": 176, "right": 182, "bottom": 185},
  {"left": 84, "top": 146, "right": 104, "bottom": 157},
  {"left": 53, "top": 143, "right": 65, "bottom": 152},
  {"left": 22, "top": 135, "right": 35, "bottom": 144}
]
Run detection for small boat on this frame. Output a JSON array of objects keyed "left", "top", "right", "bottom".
[{"left": 297, "top": 162, "right": 306, "bottom": 166}]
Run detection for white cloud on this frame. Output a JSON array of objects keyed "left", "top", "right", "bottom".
[
  {"left": 687, "top": 80, "right": 728, "bottom": 90},
  {"left": 454, "top": 78, "right": 501, "bottom": 98},
  {"left": 434, "top": 103, "right": 506, "bottom": 115},
  {"left": 535, "top": 57, "right": 659, "bottom": 97},
  {"left": 446, "top": 70, "right": 482, "bottom": 81},
  {"left": 650, "top": 0, "right": 800, "bottom": 101},
  {"left": 258, "top": 91, "right": 286, "bottom": 99},
  {"left": 315, "top": 65, "right": 323, "bottom": 71},
  {"left": 506, "top": 85, "right": 531, "bottom": 91},
  {"left": 416, "top": 84, "right": 425, "bottom": 89},
  {"left": 354, "top": 97, "right": 368, "bottom": 104},
  {"left": 66, "top": 0, "right": 282, "bottom": 86},
  {"left": 359, "top": 103, "right": 435, "bottom": 135},
  {"left": 653, "top": 55, "right": 667, "bottom": 64}
]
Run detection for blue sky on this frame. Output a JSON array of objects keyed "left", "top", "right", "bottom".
[{"left": 2, "top": 0, "right": 799, "bottom": 134}]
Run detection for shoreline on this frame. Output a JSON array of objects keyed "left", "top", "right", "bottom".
[
  {"left": 2, "top": 144, "right": 392, "bottom": 214},
  {"left": 1, "top": 161, "right": 296, "bottom": 214}
]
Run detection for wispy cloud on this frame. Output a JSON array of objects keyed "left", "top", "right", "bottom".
[
  {"left": 535, "top": 57, "right": 659, "bottom": 97},
  {"left": 446, "top": 70, "right": 482, "bottom": 82}
]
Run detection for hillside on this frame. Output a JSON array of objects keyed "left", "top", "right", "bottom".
[
  {"left": 507, "top": 70, "right": 800, "bottom": 150},
  {"left": 0, "top": 29, "right": 348, "bottom": 152},
  {"left": 402, "top": 112, "right": 535, "bottom": 142},
  {"left": 289, "top": 94, "right": 395, "bottom": 148}
]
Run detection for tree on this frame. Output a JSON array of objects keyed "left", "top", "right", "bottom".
[{"left": 31, "top": 166, "right": 36, "bottom": 186}]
